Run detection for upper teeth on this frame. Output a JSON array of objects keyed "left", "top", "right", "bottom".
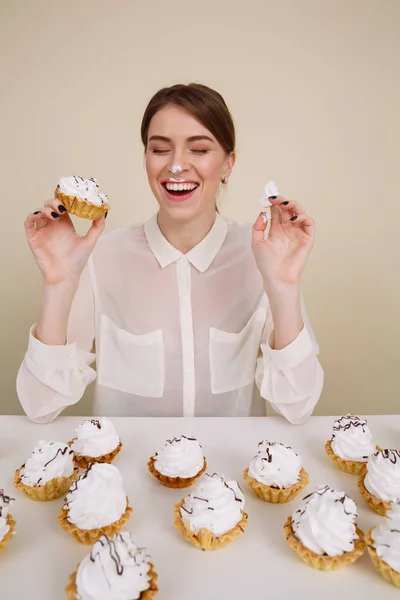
[{"left": 165, "top": 183, "right": 198, "bottom": 191}]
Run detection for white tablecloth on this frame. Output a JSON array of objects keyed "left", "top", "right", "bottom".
[{"left": 0, "top": 415, "right": 399, "bottom": 599}]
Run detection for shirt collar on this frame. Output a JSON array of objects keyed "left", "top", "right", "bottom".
[{"left": 144, "top": 213, "right": 228, "bottom": 273}]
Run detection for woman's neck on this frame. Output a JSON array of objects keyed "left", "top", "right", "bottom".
[{"left": 157, "top": 209, "right": 217, "bottom": 254}]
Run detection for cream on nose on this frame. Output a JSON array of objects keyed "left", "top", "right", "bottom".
[{"left": 169, "top": 164, "right": 183, "bottom": 175}]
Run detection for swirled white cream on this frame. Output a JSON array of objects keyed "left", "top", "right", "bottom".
[
  {"left": 153, "top": 435, "right": 204, "bottom": 478},
  {"left": 0, "top": 490, "right": 15, "bottom": 542},
  {"left": 64, "top": 463, "right": 127, "bottom": 530},
  {"left": 180, "top": 473, "right": 245, "bottom": 536},
  {"left": 71, "top": 418, "right": 120, "bottom": 458},
  {"left": 371, "top": 501, "right": 400, "bottom": 573},
  {"left": 364, "top": 449, "right": 400, "bottom": 502},
  {"left": 259, "top": 180, "right": 279, "bottom": 208},
  {"left": 58, "top": 175, "right": 109, "bottom": 206},
  {"left": 19, "top": 440, "right": 75, "bottom": 486},
  {"left": 249, "top": 441, "right": 303, "bottom": 488},
  {"left": 292, "top": 485, "right": 359, "bottom": 556},
  {"left": 76, "top": 533, "right": 152, "bottom": 600},
  {"left": 331, "top": 414, "right": 375, "bottom": 462}
]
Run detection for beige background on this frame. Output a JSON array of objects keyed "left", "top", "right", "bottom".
[{"left": 0, "top": 0, "right": 399, "bottom": 416}]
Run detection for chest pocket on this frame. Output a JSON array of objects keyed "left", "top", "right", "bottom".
[
  {"left": 98, "top": 315, "right": 165, "bottom": 397},
  {"left": 209, "top": 307, "right": 266, "bottom": 394}
]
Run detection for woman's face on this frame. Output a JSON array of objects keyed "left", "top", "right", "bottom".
[{"left": 145, "top": 105, "right": 234, "bottom": 222}]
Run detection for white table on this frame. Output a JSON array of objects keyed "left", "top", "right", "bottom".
[{"left": 0, "top": 415, "right": 399, "bottom": 599}]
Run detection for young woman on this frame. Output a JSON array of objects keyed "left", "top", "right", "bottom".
[{"left": 18, "top": 83, "right": 323, "bottom": 424}]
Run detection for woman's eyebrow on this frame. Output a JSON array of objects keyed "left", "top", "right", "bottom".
[{"left": 148, "top": 135, "right": 215, "bottom": 143}]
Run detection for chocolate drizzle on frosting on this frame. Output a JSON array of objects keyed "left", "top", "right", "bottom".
[
  {"left": 332, "top": 414, "right": 367, "bottom": 434},
  {"left": 90, "top": 534, "right": 149, "bottom": 579},
  {"left": 43, "top": 445, "right": 72, "bottom": 468},
  {"left": 294, "top": 485, "right": 357, "bottom": 521},
  {"left": 90, "top": 419, "right": 102, "bottom": 429},
  {"left": 165, "top": 435, "right": 199, "bottom": 445},
  {"left": 0, "top": 489, "right": 14, "bottom": 517},
  {"left": 380, "top": 449, "right": 400, "bottom": 464}
]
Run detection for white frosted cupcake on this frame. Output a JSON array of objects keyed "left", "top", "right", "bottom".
[
  {"left": 69, "top": 417, "right": 122, "bottom": 469},
  {"left": 366, "top": 501, "right": 400, "bottom": 588},
  {"left": 56, "top": 175, "right": 110, "bottom": 220},
  {"left": 358, "top": 449, "right": 400, "bottom": 516},
  {"left": 65, "top": 533, "right": 158, "bottom": 599},
  {"left": 148, "top": 435, "right": 206, "bottom": 488},
  {"left": 0, "top": 490, "right": 16, "bottom": 554},
  {"left": 284, "top": 485, "right": 365, "bottom": 570},
  {"left": 243, "top": 441, "right": 309, "bottom": 503},
  {"left": 14, "top": 440, "right": 78, "bottom": 501},
  {"left": 58, "top": 463, "right": 132, "bottom": 544},
  {"left": 174, "top": 473, "right": 248, "bottom": 550},
  {"left": 325, "top": 415, "right": 376, "bottom": 475}
]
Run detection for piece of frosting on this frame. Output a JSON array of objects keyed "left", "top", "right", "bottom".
[
  {"left": 371, "top": 500, "right": 400, "bottom": 573},
  {"left": 19, "top": 440, "right": 75, "bottom": 486},
  {"left": 58, "top": 176, "right": 109, "bottom": 206},
  {"left": 364, "top": 449, "right": 400, "bottom": 502},
  {"left": 248, "top": 441, "right": 303, "bottom": 488},
  {"left": 331, "top": 414, "right": 375, "bottom": 462},
  {"left": 153, "top": 435, "right": 204, "bottom": 478},
  {"left": 71, "top": 418, "right": 120, "bottom": 458},
  {"left": 292, "top": 485, "right": 359, "bottom": 556},
  {"left": 180, "top": 473, "right": 245, "bottom": 536}
]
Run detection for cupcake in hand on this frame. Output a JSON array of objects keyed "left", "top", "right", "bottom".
[
  {"left": 69, "top": 417, "right": 122, "bottom": 469},
  {"left": 325, "top": 415, "right": 376, "bottom": 475},
  {"left": 174, "top": 473, "right": 248, "bottom": 550},
  {"left": 65, "top": 532, "right": 158, "bottom": 600},
  {"left": 148, "top": 435, "right": 206, "bottom": 488},
  {"left": 14, "top": 440, "right": 78, "bottom": 501},
  {"left": 365, "top": 500, "right": 400, "bottom": 589},
  {"left": 0, "top": 490, "right": 16, "bottom": 554},
  {"left": 284, "top": 485, "right": 365, "bottom": 571},
  {"left": 358, "top": 449, "right": 400, "bottom": 516},
  {"left": 58, "top": 463, "right": 132, "bottom": 544},
  {"left": 243, "top": 441, "right": 309, "bottom": 503},
  {"left": 56, "top": 175, "right": 110, "bottom": 220}
]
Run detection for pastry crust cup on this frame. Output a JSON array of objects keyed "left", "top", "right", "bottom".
[
  {"left": 284, "top": 516, "right": 365, "bottom": 571},
  {"left": 243, "top": 467, "right": 309, "bottom": 503},
  {"left": 174, "top": 499, "right": 248, "bottom": 550},
  {"left": 56, "top": 188, "right": 109, "bottom": 220},
  {"left": 365, "top": 528, "right": 400, "bottom": 589},
  {"left": 0, "top": 514, "right": 16, "bottom": 553},
  {"left": 68, "top": 439, "right": 122, "bottom": 470},
  {"left": 65, "top": 561, "right": 158, "bottom": 598},
  {"left": 357, "top": 473, "right": 391, "bottom": 517},
  {"left": 58, "top": 498, "right": 132, "bottom": 544},
  {"left": 14, "top": 467, "right": 78, "bottom": 501},
  {"left": 148, "top": 456, "right": 207, "bottom": 488}
]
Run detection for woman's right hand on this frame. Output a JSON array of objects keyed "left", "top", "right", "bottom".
[{"left": 24, "top": 197, "right": 106, "bottom": 286}]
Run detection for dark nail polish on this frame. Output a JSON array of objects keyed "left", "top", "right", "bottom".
[
  {"left": 290, "top": 215, "right": 298, "bottom": 221},
  {"left": 51, "top": 211, "right": 60, "bottom": 219},
  {"left": 58, "top": 205, "right": 66, "bottom": 213},
  {"left": 281, "top": 201, "right": 289, "bottom": 206},
  {"left": 33, "top": 211, "right": 41, "bottom": 215},
  {"left": 268, "top": 195, "right": 277, "bottom": 200},
  {"left": 105, "top": 211, "right": 108, "bottom": 219}
]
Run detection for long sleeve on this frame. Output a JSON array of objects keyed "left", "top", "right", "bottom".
[
  {"left": 255, "top": 297, "right": 324, "bottom": 425},
  {"left": 16, "top": 262, "right": 97, "bottom": 423}
]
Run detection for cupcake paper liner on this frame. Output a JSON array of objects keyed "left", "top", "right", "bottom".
[
  {"left": 0, "top": 514, "right": 16, "bottom": 554},
  {"left": 147, "top": 457, "right": 207, "bottom": 489},
  {"left": 58, "top": 498, "right": 132, "bottom": 544},
  {"left": 13, "top": 467, "right": 79, "bottom": 501},
  {"left": 56, "top": 189, "right": 109, "bottom": 221},
  {"left": 365, "top": 528, "right": 400, "bottom": 589},
  {"left": 284, "top": 516, "right": 365, "bottom": 571},
  {"left": 174, "top": 499, "right": 248, "bottom": 550},
  {"left": 68, "top": 439, "right": 122, "bottom": 470},
  {"left": 324, "top": 440, "right": 379, "bottom": 476},
  {"left": 243, "top": 467, "right": 309, "bottom": 503},
  {"left": 65, "top": 561, "right": 158, "bottom": 599},
  {"left": 357, "top": 473, "right": 391, "bottom": 517}
]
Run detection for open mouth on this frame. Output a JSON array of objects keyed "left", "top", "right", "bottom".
[{"left": 161, "top": 181, "right": 199, "bottom": 202}]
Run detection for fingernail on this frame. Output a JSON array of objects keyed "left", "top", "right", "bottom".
[
  {"left": 105, "top": 211, "right": 108, "bottom": 219},
  {"left": 281, "top": 201, "right": 289, "bottom": 206},
  {"left": 33, "top": 211, "right": 41, "bottom": 215},
  {"left": 290, "top": 215, "right": 298, "bottom": 221},
  {"left": 268, "top": 195, "right": 277, "bottom": 200},
  {"left": 51, "top": 211, "right": 60, "bottom": 219},
  {"left": 58, "top": 205, "right": 66, "bottom": 213},
  {"left": 260, "top": 211, "right": 270, "bottom": 223}
]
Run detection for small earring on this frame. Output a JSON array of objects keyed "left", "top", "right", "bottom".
[{"left": 221, "top": 177, "right": 229, "bottom": 184}]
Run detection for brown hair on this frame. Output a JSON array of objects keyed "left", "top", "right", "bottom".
[{"left": 141, "top": 83, "right": 235, "bottom": 154}]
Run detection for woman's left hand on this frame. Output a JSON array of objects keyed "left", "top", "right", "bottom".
[{"left": 252, "top": 196, "right": 315, "bottom": 294}]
